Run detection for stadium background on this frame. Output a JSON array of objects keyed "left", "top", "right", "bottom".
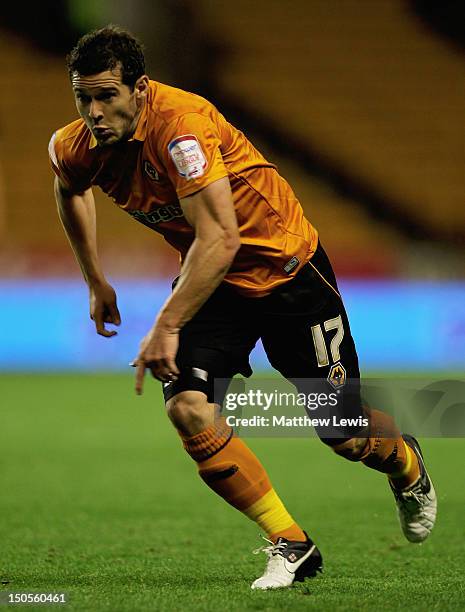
[{"left": 1, "top": 2, "right": 464, "bottom": 610}]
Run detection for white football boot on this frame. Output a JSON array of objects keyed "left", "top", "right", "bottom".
[
  {"left": 251, "top": 532, "right": 323, "bottom": 590},
  {"left": 390, "top": 434, "right": 437, "bottom": 543}
]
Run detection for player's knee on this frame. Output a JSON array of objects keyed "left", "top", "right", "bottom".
[
  {"left": 165, "top": 390, "right": 213, "bottom": 436},
  {"left": 324, "top": 436, "right": 368, "bottom": 461}
]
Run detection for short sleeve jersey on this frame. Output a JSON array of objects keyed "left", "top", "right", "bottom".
[{"left": 49, "top": 81, "right": 318, "bottom": 297}]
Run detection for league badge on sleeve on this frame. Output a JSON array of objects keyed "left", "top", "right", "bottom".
[{"left": 168, "top": 134, "right": 207, "bottom": 180}]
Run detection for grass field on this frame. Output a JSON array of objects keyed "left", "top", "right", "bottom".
[{"left": 1, "top": 374, "right": 464, "bottom": 611}]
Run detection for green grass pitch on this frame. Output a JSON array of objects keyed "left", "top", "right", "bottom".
[{"left": 1, "top": 374, "right": 464, "bottom": 611}]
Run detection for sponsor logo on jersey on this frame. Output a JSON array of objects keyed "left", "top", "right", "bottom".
[
  {"left": 168, "top": 134, "right": 207, "bottom": 179},
  {"left": 284, "top": 256, "right": 300, "bottom": 273},
  {"left": 143, "top": 160, "right": 160, "bottom": 181},
  {"left": 327, "top": 362, "right": 346, "bottom": 389},
  {"left": 128, "top": 204, "right": 184, "bottom": 226}
]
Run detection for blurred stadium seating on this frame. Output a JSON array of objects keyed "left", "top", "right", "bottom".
[{"left": 196, "top": 0, "right": 465, "bottom": 275}]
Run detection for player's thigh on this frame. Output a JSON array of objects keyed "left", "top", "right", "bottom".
[
  {"left": 261, "top": 243, "right": 359, "bottom": 380},
  {"left": 261, "top": 293, "right": 359, "bottom": 381},
  {"left": 260, "top": 244, "right": 363, "bottom": 437},
  {"left": 163, "top": 282, "right": 260, "bottom": 406}
]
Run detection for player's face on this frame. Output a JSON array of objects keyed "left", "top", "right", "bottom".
[{"left": 71, "top": 68, "right": 148, "bottom": 146}]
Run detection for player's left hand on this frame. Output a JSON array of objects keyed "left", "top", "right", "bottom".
[{"left": 132, "top": 323, "right": 180, "bottom": 394}]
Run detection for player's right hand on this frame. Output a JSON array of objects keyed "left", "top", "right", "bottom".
[{"left": 89, "top": 281, "right": 121, "bottom": 337}]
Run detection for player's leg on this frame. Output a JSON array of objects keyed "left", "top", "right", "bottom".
[
  {"left": 161, "top": 282, "right": 312, "bottom": 566},
  {"left": 167, "top": 387, "right": 323, "bottom": 590},
  {"left": 165, "top": 387, "right": 306, "bottom": 541},
  {"left": 260, "top": 242, "right": 436, "bottom": 542}
]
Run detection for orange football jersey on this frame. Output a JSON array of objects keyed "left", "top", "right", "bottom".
[{"left": 49, "top": 80, "right": 318, "bottom": 296}]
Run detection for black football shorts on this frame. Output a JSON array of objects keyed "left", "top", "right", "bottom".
[{"left": 162, "top": 242, "right": 362, "bottom": 434}]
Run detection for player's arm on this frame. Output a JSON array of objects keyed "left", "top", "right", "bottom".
[
  {"left": 133, "top": 176, "right": 240, "bottom": 391},
  {"left": 160, "top": 175, "right": 241, "bottom": 328},
  {"left": 54, "top": 176, "right": 121, "bottom": 337}
]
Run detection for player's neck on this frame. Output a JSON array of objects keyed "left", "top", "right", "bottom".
[{"left": 127, "top": 99, "right": 146, "bottom": 140}]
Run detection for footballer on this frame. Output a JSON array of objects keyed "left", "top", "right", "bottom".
[{"left": 49, "top": 26, "right": 437, "bottom": 589}]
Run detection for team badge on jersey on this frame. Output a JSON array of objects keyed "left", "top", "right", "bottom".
[
  {"left": 144, "top": 160, "right": 160, "bottom": 181},
  {"left": 327, "top": 362, "right": 346, "bottom": 390},
  {"left": 168, "top": 134, "right": 207, "bottom": 180}
]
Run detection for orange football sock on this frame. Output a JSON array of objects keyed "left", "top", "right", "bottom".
[
  {"left": 270, "top": 522, "right": 308, "bottom": 543},
  {"left": 387, "top": 440, "right": 421, "bottom": 489},
  {"left": 181, "top": 418, "right": 306, "bottom": 542},
  {"left": 360, "top": 409, "right": 420, "bottom": 488},
  {"left": 331, "top": 408, "right": 420, "bottom": 488}
]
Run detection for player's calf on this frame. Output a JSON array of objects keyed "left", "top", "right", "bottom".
[
  {"left": 168, "top": 395, "right": 311, "bottom": 574},
  {"left": 165, "top": 390, "right": 216, "bottom": 436},
  {"left": 326, "top": 408, "right": 420, "bottom": 482}
]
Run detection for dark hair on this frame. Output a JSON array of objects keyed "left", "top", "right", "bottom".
[{"left": 66, "top": 25, "right": 145, "bottom": 89}]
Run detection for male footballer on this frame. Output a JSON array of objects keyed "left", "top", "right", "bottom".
[{"left": 49, "top": 26, "right": 437, "bottom": 589}]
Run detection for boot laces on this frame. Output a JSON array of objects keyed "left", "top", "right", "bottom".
[
  {"left": 398, "top": 479, "right": 426, "bottom": 513},
  {"left": 253, "top": 536, "right": 288, "bottom": 557}
]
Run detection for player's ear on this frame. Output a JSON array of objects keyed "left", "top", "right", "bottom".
[{"left": 134, "top": 75, "right": 149, "bottom": 102}]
